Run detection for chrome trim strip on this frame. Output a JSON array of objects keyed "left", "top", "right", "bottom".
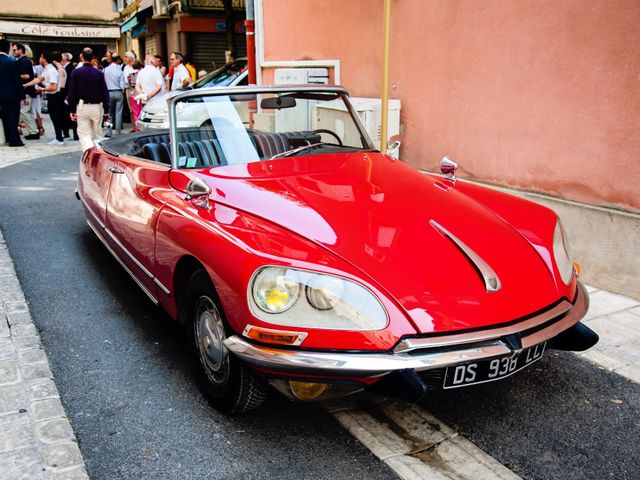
[
  {"left": 102, "top": 227, "right": 155, "bottom": 280},
  {"left": 224, "top": 284, "right": 589, "bottom": 376},
  {"left": 154, "top": 278, "right": 171, "bottom": 296},
  {"left": 80, "top": 197, "right": 172, "bottom": 297},
  {"left": 86, "top": 220, "right": 159, "bottom": 305},
  {"left": 394, "top": 300, "right": 572, "bottom": 353},
  {"left": 430, "top": 219, "right": 501, "bottom": 292}
]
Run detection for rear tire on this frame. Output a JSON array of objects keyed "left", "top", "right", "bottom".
[{"left": 183, "top": 269, "right": 268, "bottom": 413}]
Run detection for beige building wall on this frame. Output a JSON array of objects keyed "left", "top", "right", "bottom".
[
  {"left": 2, "top": 0, "right": 118, "bottom": 22},
  {"left": 262, "top": 0, "right": 640, "bottom": 214}
]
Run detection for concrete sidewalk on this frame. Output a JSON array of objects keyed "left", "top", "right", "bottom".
[{"left": 0, "top": 226, "right": 88, "bottom": 479}]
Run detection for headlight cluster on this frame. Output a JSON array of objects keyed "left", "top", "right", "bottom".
[
  {"left": 249, "top": 267, "right": 388, "bottom": 331},
  {"left": 553, "top": 219, "right": 574, "bottom": 285}
]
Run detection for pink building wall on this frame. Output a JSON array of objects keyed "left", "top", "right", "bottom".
[{"left": 262, "top": 0, "right": 640, "bottom": 212}]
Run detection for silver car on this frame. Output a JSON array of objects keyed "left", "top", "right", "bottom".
[{"left": 136, "top": 58, "right": 248, "bottom": 131}]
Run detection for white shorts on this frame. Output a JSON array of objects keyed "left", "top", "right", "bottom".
[{"left": 31, "top": 95, "right": 42, "bottom": 115}]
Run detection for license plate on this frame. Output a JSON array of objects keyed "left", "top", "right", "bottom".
[{"left": 443, "top": 342, "right": 546, "bottom": 389}]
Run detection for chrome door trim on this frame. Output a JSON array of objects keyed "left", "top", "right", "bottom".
[
  {"left": 430, "top": 219, "right": 502, "bottom": 292},
  {"left": 80, "top": 197, "right": 172, "bottom": 297},
  {"left": 86, "top": 219, "right": 159, "bottom": 305}
]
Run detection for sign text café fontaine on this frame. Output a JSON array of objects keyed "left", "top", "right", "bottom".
[{"left": 0, "top": 19, "right": 120, "bottom": 39}]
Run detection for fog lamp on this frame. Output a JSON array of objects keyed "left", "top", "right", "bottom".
[{"left": 289, "top": 381, "right": 328, "bottom": 401}]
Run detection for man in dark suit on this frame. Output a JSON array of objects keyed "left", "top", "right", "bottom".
[{"left": 0, "top": 38, "right": 25, "bottom": 146}]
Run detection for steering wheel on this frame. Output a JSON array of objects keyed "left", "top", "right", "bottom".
[{"left": 310, "top": 129, "right": 343, "bottom": 146}]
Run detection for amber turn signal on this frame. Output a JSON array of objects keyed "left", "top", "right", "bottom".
[
  {"left": 243, "top": 325, "right": 307, "bottom": 346},
  {"left": 573, "top": 262, "right": 582, "bottom": 276}
]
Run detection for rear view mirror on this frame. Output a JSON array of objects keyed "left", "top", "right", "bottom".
[{"left": 260, "top": 96, "right": 296, "bottom": 110}]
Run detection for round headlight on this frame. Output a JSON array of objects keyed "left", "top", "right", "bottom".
[
  {"left": 252, "top": 267, "right": 300, "bottom": 313},
  {"left": 306, "top": 275, "right": 346, "bottom": 310},
  {"left": 553, "top": 220, "right": 574, "bottom": 285}
]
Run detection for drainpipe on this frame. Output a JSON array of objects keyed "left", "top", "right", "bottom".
[
  {"left": 380, "top": 0, "right": 391, "bottom": 152},
  {"left": 245, "top": 0, "right": 257, "bottom": 85}
]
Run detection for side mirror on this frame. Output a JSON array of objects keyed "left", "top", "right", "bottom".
[
  {"left": 186, "top": 177, "right": 212, "bottom": 210},
  {"left": 387, "top": 140, "right": 401, "bottom": 157},
  {"left": 440, "top": 156, "right": 458, "bottom": 182},
  {"left": 386, "top": 135, "right": 401, "bottom": 158}
]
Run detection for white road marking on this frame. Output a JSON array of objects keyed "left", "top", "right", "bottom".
[{"left": 324, "top": 395, "right": 521, "bottom": 480}]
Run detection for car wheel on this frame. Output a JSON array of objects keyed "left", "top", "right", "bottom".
[{"left": 184, "top": 269, "right": 268, "bottom": 413}]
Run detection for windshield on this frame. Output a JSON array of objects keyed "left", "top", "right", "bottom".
[
  {"left": 192, "top": 59, "right": 248, "bottom": 88},
  {"left": 172, "top": 90, "right": 373, "bottom": 169}
]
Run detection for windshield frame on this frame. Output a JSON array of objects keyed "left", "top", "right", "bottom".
[{"left": 167, "top": 85, "right": 375, "bottom": 169}]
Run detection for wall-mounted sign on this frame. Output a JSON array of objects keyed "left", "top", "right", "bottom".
[{"left": 0, "top": 20, "right": 120, "bottom": 39}]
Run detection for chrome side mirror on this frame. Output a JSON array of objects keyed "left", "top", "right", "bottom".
[
  {"left": 387, "top": 140, "right": 401, "bottom": 157},
  {"left": 440, "top": 156, "right": 458, "bottom": 182},
  {"left": 186, "top": 177, "right": 212, "bottom": 209}
]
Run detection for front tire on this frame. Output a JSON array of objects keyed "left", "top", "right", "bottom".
[{"left": 183, "top": 270, "right": 268, "bottom": 413}]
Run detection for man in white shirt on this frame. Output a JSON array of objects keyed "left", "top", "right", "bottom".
[
  {"left": 135, "top": 55, "right": 164, "bottom": 106},
  {"left": 35, "top": 51, "right": 64, "bottom": 144},
  {"left": 103, "top": 54, "right": 125, "bottom": 135},
  {"left": 169, "top": 52, "right": 192, "bottom": 91}
]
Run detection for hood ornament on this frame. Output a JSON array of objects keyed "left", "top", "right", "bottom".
[{"left": 430, "top": 220, "right": 502, "bottom": 293}]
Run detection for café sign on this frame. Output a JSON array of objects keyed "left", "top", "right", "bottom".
[{"left": 0, "top": 20, "right": 120, "bottom": 39}]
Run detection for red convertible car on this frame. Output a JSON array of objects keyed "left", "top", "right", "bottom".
[{"left": 77, "top": 85, "right": 598, "bottom": 413}]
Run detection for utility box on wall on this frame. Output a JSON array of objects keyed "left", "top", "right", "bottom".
[
  {"left": 273, "top": 68, "right": 330, "bottom": 132},
  {"left": 314, "top": 98, "right": 402, "bottom": 158}
]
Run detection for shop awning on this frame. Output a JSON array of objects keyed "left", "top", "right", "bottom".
[{"left": 120, "top": 6, "right": 153, "bottom": 33}]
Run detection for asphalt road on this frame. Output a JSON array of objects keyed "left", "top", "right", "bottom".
[
  {"left": 0, "top": 152, "right": 638, "bottom": 479},
  {"left": 0, "top": 152, "right": 397, "bottom": 480}
]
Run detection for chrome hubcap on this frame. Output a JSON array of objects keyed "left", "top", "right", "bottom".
[{"left": 195, "top": 296, "right": 229, "bottom": 385}]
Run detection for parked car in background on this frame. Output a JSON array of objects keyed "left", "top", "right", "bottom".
[
  {"left": 136, "top": 58, "right": 248, "bottom": 131},
  {"left": 78, "top": 85, "right": 598, "bottom": 414}
]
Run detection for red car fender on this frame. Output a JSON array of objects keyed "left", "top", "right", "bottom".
[{"left": 154, "top": 196, "right": 419, "bottom": 352}]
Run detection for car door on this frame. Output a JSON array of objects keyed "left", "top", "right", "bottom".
[
  {"left": 78, "top": 149, "right": 118, "bottom": 229},
  {"left": 104, "top": 155, "right": 172, "bottom": 303}
]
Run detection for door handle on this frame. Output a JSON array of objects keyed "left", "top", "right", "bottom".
[{"left": 108, "top": 166, "right": 124, "bottom": 174}]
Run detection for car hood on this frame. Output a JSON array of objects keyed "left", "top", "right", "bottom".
[{"left": 200, "top": 152, "right": 562, "bottom": 334}]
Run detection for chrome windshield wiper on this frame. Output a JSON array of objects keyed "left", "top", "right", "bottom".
[{"left": 269, "top": 142, "right": 336, "bottom": 160}]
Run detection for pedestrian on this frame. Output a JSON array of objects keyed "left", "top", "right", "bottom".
[
  {"left": 127, "top": 59, "right": 143, "bottom": 131},
  {"left": 104, "top": 53, "right": 125, "bottom": 135},
  {"left": 0, "top": 38, "right": 25, "bottom": 146},
  {"left": 197, "top": 69, "right": 207, "bottom": 80},
  {"left": 67, "top": 47, "right": 110, "bottom": 151},
  {"left": 184, "top": 55, "right": 197, "bottom": 82},
  {"left": 13, "top": 43, "right": 39, "bottom": 140},
  {"left": 26, "top": 47, "right": 46, "bottom": 137},
  {"left": 135, "top": 55, "right": 164, "bottom": 105},
  {"left": 35, "top": 51, "right": 65, "bottom": 144},
  {"left": 152, "top": 55, "right": 167, "bottom": 94},
  {"left": 61, "top": 52, "right": 78, "bottom": 140},
  {"left": 122, "top": 51, "right": 137, "bottom": 132},
  {"left": 169, "top": 52, "right": 192, "bottom": 91}
]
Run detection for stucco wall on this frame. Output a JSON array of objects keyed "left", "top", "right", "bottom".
[
  {"left": 2, "top": 0, "right": 118, "bottom": 21},
  {"left": 262, "top": 0, "right": 640, "bottom": 212}
]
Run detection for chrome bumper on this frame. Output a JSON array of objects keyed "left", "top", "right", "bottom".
[{"left": 224, "top": 283, "right": 589, "bottom": 377}]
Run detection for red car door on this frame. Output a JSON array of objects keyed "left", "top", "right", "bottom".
[
  {"left": 104, "top": 155, "right": 172, "bottom": 303},
  {"left": 78, "top": 149, "right": 118, "bottom": 229}
]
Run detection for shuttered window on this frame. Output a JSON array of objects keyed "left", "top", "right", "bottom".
[{"left": 189, "top": 32, "right": 246, "bottom": 74}]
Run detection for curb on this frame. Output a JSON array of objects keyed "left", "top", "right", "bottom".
[{"left": 0, "top": 226, "right": 89, "bottom": 480}]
